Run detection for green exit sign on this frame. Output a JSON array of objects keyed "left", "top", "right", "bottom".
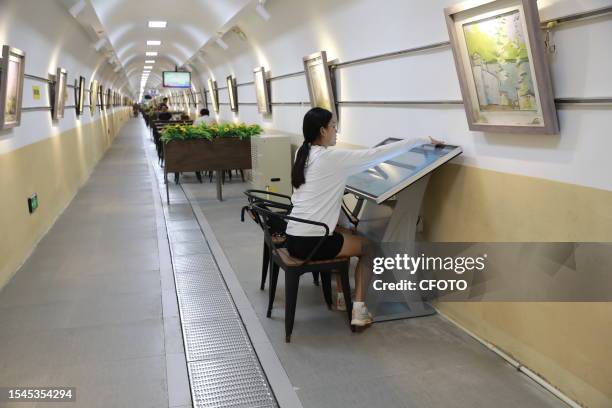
[{"left": 28, "top": 193, "right": 38, "bottom": 214}]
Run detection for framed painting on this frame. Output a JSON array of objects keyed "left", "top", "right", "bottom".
[
  {"left": 227, "top": 75, "right": 238, "bottom": 113},
  {"left": 89, "top": 79, "right": 98, "bottom": 115},
  {"left": 106, "top": 88, "right": 111, "bottom": 109},
  {"left": 253, "top": 67, "right": 270, "bottom": 114},
  {"left": 445, "top": 0, "right": 558, "bottom": 134},
  {"left": 183, "top": 92, "right": 189, "bottom": 110},
  {"left": 303, "top": 51, "right": 337, "bottom": 121},
  {"left": 200, "top": 89, "right": 208, "bottom": 109},
  {"left": 189, "top": 89, "right": 197, "bottom": 107},
  {"left": 208, "top": 78, "right": 219, "bottom": 113},
  {"left": 98, "top": 84, "right": 104, "bottom": 111},
  {"left": 0, "top": 45, "right": 26, "bottom": 130},
  {"left": 75, "top": 76, "right": 85, "bottom": 117},
  {"left": 52, "top": 67, "right": 68, "bottom": 120}
]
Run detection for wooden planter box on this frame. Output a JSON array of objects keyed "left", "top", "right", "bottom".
[{"left": 163, "top": 137, "right": 252, "bottom": 202}]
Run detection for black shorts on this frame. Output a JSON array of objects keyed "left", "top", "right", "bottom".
[{"left": 286, "top": 232, "right": 344, "bottom": 261}]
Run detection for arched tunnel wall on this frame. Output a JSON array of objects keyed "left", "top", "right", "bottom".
[{"left": 0, "top": 2, "right": 133, "bottom": 292}]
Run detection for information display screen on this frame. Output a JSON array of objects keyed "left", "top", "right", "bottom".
[
  {"left": 346, "top": 138, "right": 462, "bottom": 203},
  {"left": 162, "top": 71, "right": 191, "bottom": 88}
]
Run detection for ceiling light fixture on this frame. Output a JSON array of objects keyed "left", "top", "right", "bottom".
[
  {"left": 93, "top": 37, "right": 107, "bottom": 52},
  {"left": 145, "top": 60, "right": 156, "bottom": 64},
  {"left": 69, "top": 0, "right": 87, "bottom": 18},
  {"left": 146, "top": 52, "right": 158, "bottom": 56},
  {"left": 147, "top": 40, "right": 161, "bottom": 46},
  {"left": 148, "top": 21, "right": 167, "bottom": 28},
  {"left": 215, "top": 36, "right": 228, "bottom": 50},
  {"left": 144, "top": 66, "right": 153, "bottom": 69},
  {"left": 255, "top": 4, "right": 270, "bottom": 21}
]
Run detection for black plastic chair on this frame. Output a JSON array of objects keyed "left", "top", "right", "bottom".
[
  {"left": 251, "top": 202, "right": 354, "bottom": 343},
  {"left": 241, "top": 190, "right": 320, "bottom": 290}
]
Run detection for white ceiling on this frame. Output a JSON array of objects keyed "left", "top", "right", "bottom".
[{"left": 87, "top": 0, "right": 252, "bottom": 95}]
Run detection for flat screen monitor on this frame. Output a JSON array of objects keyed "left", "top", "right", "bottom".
[
  {"left": 346, "top": 138, "right": 462, "bottom": 204},
  {"left": 163, "top": 71, "right": 191, "bottom": 88}
]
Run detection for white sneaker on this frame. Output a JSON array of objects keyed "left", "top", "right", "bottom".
[
  {"left": 351, "top": 302, "right": 373, "bottom": 326},
  {"left": 335, "top": 292, "right": 346, "bottom": 311}
]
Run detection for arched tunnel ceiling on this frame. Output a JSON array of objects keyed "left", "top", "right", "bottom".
[{"left": 88, "top": 0, "right": 252, "bottom": 95}]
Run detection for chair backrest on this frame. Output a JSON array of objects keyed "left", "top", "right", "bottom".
[
  {"left": 242, "top": 189, "right": 292, "bottom": 234},
  {"left": 251, "top": 202, "right": 330, "bottom": 267}
]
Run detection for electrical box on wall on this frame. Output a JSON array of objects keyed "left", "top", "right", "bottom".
[{"left": 28, "top": 193, "right": 38, "bottom": 214}]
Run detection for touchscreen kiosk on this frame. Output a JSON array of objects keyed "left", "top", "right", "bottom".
[{"left": 344, "top": 138, "right": 462, "bottom": 322}]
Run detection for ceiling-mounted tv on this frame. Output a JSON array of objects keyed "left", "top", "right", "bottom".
[{"left": 163, "top": 71, "right": 191, "bottom": 88}]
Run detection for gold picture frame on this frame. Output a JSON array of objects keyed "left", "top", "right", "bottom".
[
  {"left": 0, "top": 45, "right": 26, "bottom": 130},
  {"left": 52, "top": 67, "right": 68, "bottom": 120},
  {"left": 208, "top": 78, "right": 219, "bottom": 113},
  {"left": 445, "top": 0, "right": 558, "bottom": 134},
  {"left": 303, "top": 51, "right": 337, "bottom": 121},
  {"left": 227, "top": 75, "right": 238, "bottom": 113},
  {"left": 253, "top": 67, "right": 270, "bottom": 114},
  {"left": 75, "top": 76, "right": 85, "bottom": 116},
  {"left": 89, "top": 79, "right": 98, "bottom": 115}
]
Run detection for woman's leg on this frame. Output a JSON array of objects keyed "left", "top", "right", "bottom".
[{"left": 336, "top": 234, "right": 371, "bottom": 302}]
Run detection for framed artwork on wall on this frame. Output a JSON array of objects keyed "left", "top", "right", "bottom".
[
  {"left": 52, "top": 67, "right": 68, "bottom": 120},
  {"left": 89, "top": 79, "right": 98, "bottom": 115},
  {"left": 208, "top": 78, "right": 219, "bottom": 113},
  {"left": 303, "top": 51, "right": 337, "bottom": 121},
  {"left": 201, "top": 89, "right": 208, "bottom": 109},
  {"left": 183, "top": 92, "right": 189, "bottom": 110},
  {"left": 253, "top": 67, "right": 270, "bottom": 114},
  {"left": 75, "top": 76, "right": 85, "bottom": 117},
  {"left": 189, "top": 89, "right": 196, "bottom": 107},
  {"left": 445, "top": 0, "right": 558, "bottom": 134},
  {"left": 106, "top": 88, "right": 111, "bottom": 109},
  {"left": 0, "top": 45, "right": 26, "bottom": 130},
  {"left": 98, "top": 84, "right": 104, "bottom": 111},
  {"left": 227, "top": 75, "right": 238, "bottom": 113}
]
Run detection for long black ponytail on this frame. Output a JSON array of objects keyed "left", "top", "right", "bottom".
[{"left": 291, "top": 107, "right": 333, "bottom": 189}]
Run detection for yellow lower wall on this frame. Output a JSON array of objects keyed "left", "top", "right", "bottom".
[
  {"left": 0, "top": 108, "right": 131, "bottom": 290},
  {"left": 422, "top": 163, "right": 612, "bottom": 408}
]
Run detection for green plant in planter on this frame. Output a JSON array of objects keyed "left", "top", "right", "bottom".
[{"left": 161, "top": 122, "right": 262, "bottom": 142}]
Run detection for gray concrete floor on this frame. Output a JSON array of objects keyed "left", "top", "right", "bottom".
[
  {"left": 0, "top": 119, "right": 190, "bottom": 408},
  {"left": 181, "top": 179, "right": 565, "bottom": 408}
]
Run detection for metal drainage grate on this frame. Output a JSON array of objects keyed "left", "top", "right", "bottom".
[
  {"left": 178, "top": 291, "right": 239, "bottom": 321},
  {"left": 158, "top": 170, "right": 278, "bottom": 407},
  {"left": 173, "top": 253, "right": 217, "bottom": 273},
  {"left": 188, "top": 353, "right": 278, "bottom": 408},
  {"left": 182, "top": 319, "right": 253, "bottom": 362}
]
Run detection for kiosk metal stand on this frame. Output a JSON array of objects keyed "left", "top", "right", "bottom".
[
  {"left": 356, "top": 175, "right": 435, "bottom": 322},
  {"left": 344, "top": 139, "right": 462, "bottom": 322}
]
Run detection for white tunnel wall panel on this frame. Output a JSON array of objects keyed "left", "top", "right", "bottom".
[{"left": 336, "top": 51, "right": 462, "bottom": 101}]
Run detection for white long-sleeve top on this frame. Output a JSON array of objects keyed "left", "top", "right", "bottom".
[{"left": 286, "top": 138, "right": 424, "bottom": 237}]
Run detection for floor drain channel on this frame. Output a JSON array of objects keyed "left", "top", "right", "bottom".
[{"left": 158, "top": 176, "right": 278, "bottom": 408}]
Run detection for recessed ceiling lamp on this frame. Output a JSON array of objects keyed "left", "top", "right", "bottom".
[
  {"left": 147, "top": 40, "right": 161, "bottom": 46},
  {"left": 68, "top": 0, "right": 87, "bottom": 18},
  {"left": 145, "top": 60, "right": 156, "bottom": 64},
  {"left": 215, "top": 35, "right": 228, "bottom": 50},
  {"left": 93, "top": 37, "right": 107, "bottom": 51},
  {"left": 148, "top": 21, "right": 167, "bottom": 28},
  {"left": 255, "top": 0, "right": 270, "bottom": 21},
  {"left": 146, "top": 52, "right": 158, "bottom": 56}
]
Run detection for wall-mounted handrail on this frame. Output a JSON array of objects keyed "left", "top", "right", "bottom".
[
  {"left": 23, "top": 73, "right": 52, "bottom": 84},
  {"left": 541, "top": 5, "right": 612, "bottom": 27}
]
